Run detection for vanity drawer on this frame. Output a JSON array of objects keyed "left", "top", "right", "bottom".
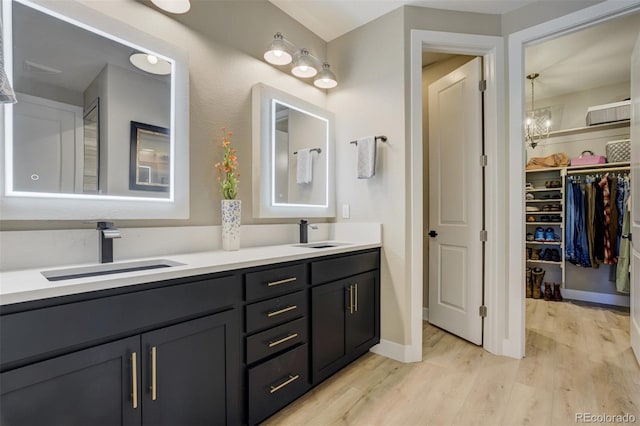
[
  {"left": 246, "top": 317, "right": 307, "bottom": 365},
  {"left": 311, "top": 250, "right": 380, "bottom": 285},
  {"left": 248, "top": 344, "right": 309, "bottom": 425},
  {"left": 245, "top": 263, "right": 306, "bottom": 302},
  {"left": 245, "top": 291, "right": 306, "bottom": 334},
  {"left": 0, "top": 275, "right": 240, "bottom": 370}
]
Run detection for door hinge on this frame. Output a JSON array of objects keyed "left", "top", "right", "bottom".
[
  {"left": 479, "top": 305, "right": 487, "bottom": 318},
  {"left": 480, "top": 230, "right": 488, "bottom": 242},
  {"left": 480, "top": 155, "right": 488, "bottom": 167},
  {"left": 479, "top": 79, "right": 487, "bottom": 92}
]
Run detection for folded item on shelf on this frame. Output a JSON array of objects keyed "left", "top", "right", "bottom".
[
  {"left": 526, "top": 153, "right": 569, "bottom": 170},
  {"left": 526, "top": 206, "right": 540, "bottom": 212}
]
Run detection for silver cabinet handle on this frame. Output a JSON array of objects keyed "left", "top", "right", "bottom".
[
  {"left": 268, "top": 333, "right": 299, "bottom": 348},
  {"left": 347, "top": 285, "right": 353, "bottom": 314},
  {"left": 267, "top": 305, "right": 297, "bottom": 317},
  {"left": 150, "top": 346, "right": 157, "bottom": 401},
  {"left": 269, "top": 374, "right": 300, "bottom": 394},
  {"left": 131, "top": 352, "right": 138, "bottom": 409},
  {"left": 267, "top": 277, "right": 297, "bottom": 287}
]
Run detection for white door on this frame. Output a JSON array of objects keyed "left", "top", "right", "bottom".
[
  {"left": 630, "top": 32, "right": 640, "bottom": 364},
  {"left": 428, "top": 57, "right": 484, "bottom": 345}
]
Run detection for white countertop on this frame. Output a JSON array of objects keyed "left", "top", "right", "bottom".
[{"left": 0, "top": 241, "right": 381, "bottom": 306}]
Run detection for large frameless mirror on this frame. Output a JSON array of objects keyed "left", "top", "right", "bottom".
[
  {"left": 252, "top": 83, "right": 335, "bottom": 218},
  {"left": 0, "top": 0, "right": 189, "bottom": 219}
]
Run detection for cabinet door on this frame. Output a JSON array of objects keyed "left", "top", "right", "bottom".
[
  {"left": 140, "top": 311, "right": 239, "bottom": 426},
  {"left": 311, "top": 279, "right": 347, "bottom": 384},
  {"left": 0, "top": 336, "right": 140, "bottom": 426},
  {"left": 346, "top": 271, "right": 379, "bottom": 354}
]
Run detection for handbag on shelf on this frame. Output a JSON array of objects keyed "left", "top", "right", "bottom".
[
  {"left": 570, "top": 150, "right": 606, "bottom": 166},
  {"left": 605, "top": 139, "right": 630, "bottom": 163}
]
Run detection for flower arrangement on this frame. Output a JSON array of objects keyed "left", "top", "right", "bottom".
[{"left": 214, "top": 127, "right": 240, "bottom": 200}]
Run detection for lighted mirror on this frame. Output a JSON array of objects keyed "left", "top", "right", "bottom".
[
  {"left": 0, "top": 0, "right": 189, "bottom": 219},
  {"left": 252, "top": 83, "right": 335, "bottom": 218}
]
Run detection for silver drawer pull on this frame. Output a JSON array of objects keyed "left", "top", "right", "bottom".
[
  {"left": 267, "top": 277, "right": 297, "bottom": 287},
  {"left": 268, "top": 333, "right": 299, "bottom": 348},
  {"left": 270, "top": 374, "right": 300, "bottom": 394},
  {"left": 267, "top": 305, "right": 298, "bottom": 317}
]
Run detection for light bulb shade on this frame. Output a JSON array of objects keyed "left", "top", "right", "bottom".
[
  {"left": 129, "top": 53, "right": 172, "bottom": 75},
  {"left": 264, "top": 33, "right": 292, "bottom": 65},
  {"left": 314, "top": 63, "right": 337, "bottom": 89},
  {"left": 291, "top": 49, "right": 317, "bottom": 78},
  {"left": 150, "top": 0, "right": 191, "bottom": 13}
]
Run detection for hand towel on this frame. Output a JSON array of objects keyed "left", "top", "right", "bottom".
[
  {"left": 296, "top": 148, "right": 313, "bottom": 184},
  {"left": 356, "top": 137, "right": 376, "bottom": 179}
]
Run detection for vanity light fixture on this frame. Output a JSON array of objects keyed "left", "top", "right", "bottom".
[
  {"left": 263, "top": 32, "right": 337, "bottom": 89},
  {"left": 150, "top": 0, "right": 191, "bottom": 14},
  {"left": 129, "top": 52, "right": 171, "bottom": 75}
]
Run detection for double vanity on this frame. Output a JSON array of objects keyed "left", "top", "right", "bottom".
[{"left": 0, "top": 242, "right": 381, "bottom": 425}]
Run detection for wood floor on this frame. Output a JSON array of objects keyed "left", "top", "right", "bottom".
[{"left": 264, "top": 299, "right": 640, "bottom": 425}]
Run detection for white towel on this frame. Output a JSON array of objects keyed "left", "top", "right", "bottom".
[
  {"left": 296, "top": 148, "right": 313, "bottom": 184},
  {"left": 356, "top": 137, "right": 376, "bottom": 179}
]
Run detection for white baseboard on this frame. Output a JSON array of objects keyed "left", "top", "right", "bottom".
[
  {"left": 423, "top": 307, "right": 429, "bottom": 321},
  {"left": 562, "top": 288, "right": 630, "bottom": 307},
  {"left": 370, "top": 339, "right": 422, "bottom": 363}
]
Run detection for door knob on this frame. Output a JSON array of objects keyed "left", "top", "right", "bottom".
[{"left": 428, "top": 230, "right": 438, "bottom": 238}]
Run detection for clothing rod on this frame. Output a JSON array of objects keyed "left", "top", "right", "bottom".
[
  {"left": 293, "top": 147, "right": 322, "bottom": 155},
  {"left": 349, "top": 135, "right": 387, "bottom": 145},
  {"left": 566, "top": 166, "right": 630, "bottom": 174}
]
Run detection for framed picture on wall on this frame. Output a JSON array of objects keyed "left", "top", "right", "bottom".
[{"left": 129, "top": 121, "right": 170, "bottom": 192}]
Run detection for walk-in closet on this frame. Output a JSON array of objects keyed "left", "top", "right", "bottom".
[{"left": 523, "top": 12, "right": 639, "bottom": 309}]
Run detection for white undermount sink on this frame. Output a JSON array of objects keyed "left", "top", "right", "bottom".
[
  {"left": 292, "top": 241, "right": 353, "bottom": 249},
  {"left": 42, "top": 259, "right": 185, "bottom": 282}
]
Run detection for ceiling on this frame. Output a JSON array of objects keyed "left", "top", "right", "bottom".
[
  {"left": 269, "top": 0, "right": 537, "bottom": 42},
  {"left": 525, "top": 11, "right": 640, "bottom": 100}
]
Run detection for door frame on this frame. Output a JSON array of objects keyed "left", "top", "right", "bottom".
[
  {"left": 507, "top": 1, "right": 640, "bottom": 358},
  {"left": 410, "top": 30, "right": 505, "bottom": 360}
]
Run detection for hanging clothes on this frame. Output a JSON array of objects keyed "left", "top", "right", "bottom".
[
  {"left": 609, "top": 176, "right": 619, "bottom": 259},
  {"left": 599, "top": 175, "right": 615, "bottom": 264}
]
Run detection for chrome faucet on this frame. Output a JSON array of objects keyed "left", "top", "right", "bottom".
[
  {"left": 97, "top": 221, "right": 121, "bottom": 263},
  {"left": 299, "top": 219, "right": 318, "bottom": 244}
]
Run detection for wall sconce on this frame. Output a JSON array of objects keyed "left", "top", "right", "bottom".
[{"left": 264, "top": 32, "right": 337, "bottom": 89}]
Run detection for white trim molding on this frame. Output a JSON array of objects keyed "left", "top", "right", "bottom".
[
  {"left": 410, "top": 30, "right": 505, "bottom": 359},
  {"left": 507, "top": 0, "right": 640, "bottom": 359},
  {"left": 370, "top": 339, "right": 421, "bottom": 363}
]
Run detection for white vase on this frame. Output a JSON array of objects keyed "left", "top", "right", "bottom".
[{"left": 221, "top": 199, "right": 241, "bottom": 251}]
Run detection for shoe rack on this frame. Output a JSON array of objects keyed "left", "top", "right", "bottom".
[{"left": 525, "top": 168, "right": 566, "bottom": 298}]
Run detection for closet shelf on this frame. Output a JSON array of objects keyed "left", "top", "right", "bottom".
[
  {"left": 526, "top": 188, "right": 563, "bottom": 193},
  {"left": 526, "top": 200, "right": 563, "bottom": 203},
  {"left": 548, "top": 120, "right": 629, "bottom": 138},
  {"left": 525, "top": 212, "right": 563, "bottom": 216},
  {"left": 526, "top": 259, "right": 563, "bottom": 265},
  {"left": 526, "top": 241, "right": 563, "bottom": 246},
  {"left": 526, "top": 222, "right": 563, "bottom": 226}
]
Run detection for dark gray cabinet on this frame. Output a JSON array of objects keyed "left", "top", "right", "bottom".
[
  {"left": 311, "top": 251, "right": 380, "bottom": 385},
  {"left": 0, "top": 275, "right": 240, "bottom": 426},
  {"left": 1, "top": 336, "right": 140, "bottom": 426}
]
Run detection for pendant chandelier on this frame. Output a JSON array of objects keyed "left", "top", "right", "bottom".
[{"left": 525, "top": 73, "right": 551, "bottom": 149}]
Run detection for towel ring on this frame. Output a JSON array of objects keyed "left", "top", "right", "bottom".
[{"left": 350, "top": 136, "right": 387, "bottom": 145}]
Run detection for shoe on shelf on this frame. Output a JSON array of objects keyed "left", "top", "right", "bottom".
[
  {"left": 543, "top": 282, "right": 553, "bottom": 301},
  {"left": 527, "top": 216, "right": 536, "bottom": 222},
  {"left": 550, "top": 215, "right": 562, "bottom": 222},
  {"left": 548, "top": 180, "right": 561, "bottom": 188},
  {"left": 526, "top": 268, "right": 533, "bottom": 298},
  {"left": 553, "top": 283, "right": 563, "bottom": 301},
  {"left": 526, "top": 233, "right": 534, "bottom": 241},
  {"left": 526, "top": 206, "right": 541, "bottom": 212},
  {"left": 550, "top": 204, "right": 562, "bottom": 212},
  {"left": 526, "top": 182, "right": 534, "bottom": 190},
  {"left": 544, "top": 227, "right": 555, "bottom": 241},
  {"left": 526, "top": 193, "right": 535, "bottom": 200},
  {"left": 534, "top": 227, "right": 546, "bottom": 241},
  {"left": 526, "top": 247, "right": 532, "bottom": 260},
  {"left": 531, "top": 249, "right": 541, "bottom": 260},
  {"left": 542, "top": 204, "right": 552, "bottom": 212},
  {"left": 542, "top": 249, "right": 552, "bottom": 261},
  {"left": 550, "top": 249, "right": 560, "bottom": 262},
  {"left": 550, "top": 194, "right": 562, "bottom": 199},
  {"left": 541, "top": 215, "right": 550, "bottom": 222}
]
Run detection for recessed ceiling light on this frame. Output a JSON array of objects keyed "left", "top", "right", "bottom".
[
  {"left": 129, "top": 53, "right": 171, "bottom": 75},
  {"left": 150, "top": 0, "right": 191, "bottom": 14}
]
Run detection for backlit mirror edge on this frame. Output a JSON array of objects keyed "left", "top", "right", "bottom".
[
  {"left": 252, "top": 83, "right": 335, "bottom": 219},
  {"left": 0, "top": 0, "right": 190, "bottom": 220}
]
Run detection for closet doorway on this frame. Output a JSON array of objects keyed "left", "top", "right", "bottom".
[{"left": 518, "top": 8, "right": 640, "bottom": 363}]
